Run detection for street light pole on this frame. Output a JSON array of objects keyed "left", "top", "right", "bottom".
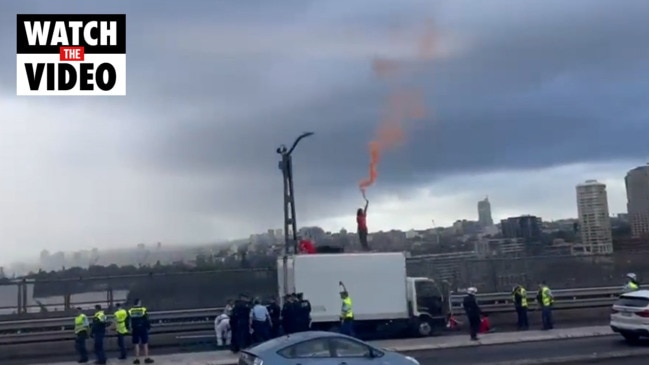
[{"left": 277, "top": 132, "right": 314, "bottom": 299}]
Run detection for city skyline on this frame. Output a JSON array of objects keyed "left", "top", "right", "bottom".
[
  {"left": 0, "top": 160, "right": 646, "bottom": 264},
  {"left": 1, "top": 1, "right": 648, "bottom": 261}
]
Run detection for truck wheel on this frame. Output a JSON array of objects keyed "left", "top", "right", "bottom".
[{"left": 416, "top": 317, "right": 433, "bottom": 337}]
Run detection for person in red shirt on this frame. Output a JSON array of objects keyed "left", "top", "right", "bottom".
[
  {"left": 356, "top": 195, "right": 369, "bottom": 251},
  {"left": 298, "top": 237, "right": 316, "bottom": 254}
]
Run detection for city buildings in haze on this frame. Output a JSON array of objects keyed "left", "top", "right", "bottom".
[
  {"left": 477, "top": 197, "right": 494, "bottom": 227},
  {"left": 500, "top": 215, "right": 543, "bottom": 240},
  {"left": 575, "top": 180, "right": 613, "bottom": 254},
  {"left": 625, "top": 164, "right": 649, "bottom": 238}
]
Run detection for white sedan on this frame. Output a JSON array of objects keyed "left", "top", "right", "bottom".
[{"left": 610, "top": 289, "right": 649, "bottom": 343}]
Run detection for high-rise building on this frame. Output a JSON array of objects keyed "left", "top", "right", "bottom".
[
  {"left": 500, "top": 215, "right": 543, "bottom": 240},
  {"left": 576, "top": 180, "right": 613, "bottom": 254},
  {"left": 625, "top": 164, "right": 649, "bottom": 238},
  {"left": 477, "top": 197, "right": 493, "bottom": 227}
]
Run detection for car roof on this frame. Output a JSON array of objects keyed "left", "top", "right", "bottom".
[
  {"left": 621, "top": 290, "right": 649, "bottom": 299},
  {"left": 245, "top": 331, "right": 350, "bottom": 355}
]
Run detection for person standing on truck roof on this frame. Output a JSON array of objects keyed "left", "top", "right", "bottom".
[
  {"left": 462, "top": 287, "right": 481, "bottom": 341},
  {"left": 339, "top": 281, "right": 355, "bottom": 336},
  {"left": 357, "top": 192, "right": 370, "bottom": 251},
  {"left": 512, "top": 284, "right": 529, "bottom": 331}
]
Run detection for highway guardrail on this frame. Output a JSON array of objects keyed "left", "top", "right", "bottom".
[
  {"left": 449, "top": 286, "right": 622, "bottom": 312},
  {"left": 0, "top": 285, "right": 625, "bottom": 344}
]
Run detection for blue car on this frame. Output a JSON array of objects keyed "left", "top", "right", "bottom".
[{"left": 238, "top": 331, "right": 420, "bottom": 365}]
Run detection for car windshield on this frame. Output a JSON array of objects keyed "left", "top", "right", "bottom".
[
  {"left": 247, "top": 335, "right": 295, "bottom": 354},
  {"left": 615, "top": 296, "right": 649, "bottom": 308}
]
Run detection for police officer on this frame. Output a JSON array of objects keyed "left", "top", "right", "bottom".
[
  {"left": 296, "top": 293, "right": 311, "bottom": 332},
  {"left": 462, "top": 287, "right": 481, "bottom": 341},
  {"left": 339, "top": 281, "right": 354, "bottom": 336},
  {"left": 129, "top": 299, "right": 153, "bottom": 364},
  {"left": 73, "top": 307, "right": 89, "bottom": 363},
  {"left": 266, "top": 297, "right": 281, "bottom": 338},
  {"left": 281, "top": 294, "right": 296, "bottom": 335},
  {"left": 537, "top": 281, "right": 554, "bottom": 330},
  {"left": 113, "top": 303, "right": 129, "bottom": 360},
  {"left": 91, "top": 304, "right": 107, "bottom": 364},
  {"left": 624, "top": 273, "right": 640, "bottom": 293},
  {"left": 230, "top": 294, "right": 251, "bottom": 352},
  {"left": 512, "top": 284, "right": 528, "bottom": 331},
  {"left": 250, "top": 298, "right": 271, "bottom": 344}
]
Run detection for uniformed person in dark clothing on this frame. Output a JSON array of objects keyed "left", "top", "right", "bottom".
[
  {"left": 266, "top": 297, "right": 281, "bottom": 338},
  {"left": 462, "top": 287, "right": 481, "bottom": 341},
  {"left": 230, "top": 294, "right": 251, "bottom": 353},
  {"left": 296, "top": 293, "right": 311, "bottom": 332},
  {"left": 281, "top": 294, "right": 297, "bottom": 335}
]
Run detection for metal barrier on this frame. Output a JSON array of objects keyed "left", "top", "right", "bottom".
[
  {"left": 0, "top": 307, "right": 225, "bottom": 345},
  {"left": 449, "top": 286, "right": 622, "bottom": 313},
  {"left": 0, "top": 306, "right": 224, "bottom": 332},
  {"left": 0, "top": 285, "right": 625, "bottom": 344}
]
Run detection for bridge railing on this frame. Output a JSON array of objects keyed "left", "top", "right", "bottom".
[
  {"left": 449, "top": 286, "right": 622, "bottom": 313},
  {"left": 0, "top": 285, "right": 626, "bottom": 344}
]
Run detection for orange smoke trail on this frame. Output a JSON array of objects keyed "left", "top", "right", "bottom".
[{"left": 359, "top": 23, "right": 436, "bottom": 194}]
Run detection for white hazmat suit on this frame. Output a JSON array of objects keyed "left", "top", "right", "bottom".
[{"left": 214, "top": 313, "right": 231, "bottom": 346}]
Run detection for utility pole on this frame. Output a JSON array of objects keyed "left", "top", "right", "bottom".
[{"left": 277, "top": 132, "right": 314, "bottom": 299}]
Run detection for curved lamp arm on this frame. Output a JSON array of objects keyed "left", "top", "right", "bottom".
[{"left": 286, "top": 132, "right": 314, "bottom": 155}]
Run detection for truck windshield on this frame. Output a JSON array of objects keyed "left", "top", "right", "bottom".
[{"left": 415, "top": 280, "right": 444, "bottom": 316}]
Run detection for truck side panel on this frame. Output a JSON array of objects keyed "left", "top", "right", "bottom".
[
  {"left": 276, "top": 256, "right": 296, "bottom": 305},
  {"left": 293, "top": 253, "right": 410, "bottom": 322}
]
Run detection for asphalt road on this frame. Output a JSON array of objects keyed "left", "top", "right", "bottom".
[
  {"left": 565, "top": 358, "right": 647, "bottom": 364},
  {"left": 405, "top": 336, "right": 649, "bottom": 365},
  {"left": 9, "top": 335, "right": 649, "bottom": 365}
]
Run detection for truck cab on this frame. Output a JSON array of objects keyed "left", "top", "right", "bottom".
[{"left": 406, "top": 277, "right": 447, "bottom": 336}]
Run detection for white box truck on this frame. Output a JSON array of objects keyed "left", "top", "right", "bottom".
[{"left": 277, "top": 252, "right": 447, "bottom": 338}]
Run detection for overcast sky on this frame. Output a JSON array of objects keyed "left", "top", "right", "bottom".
[{"left": 1, "top": 0, "right": 648, "bottom": 263}]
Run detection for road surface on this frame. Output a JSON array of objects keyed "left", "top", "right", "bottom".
[
  {"left": 17, "top": 335, "right": 649, "bottom": 365},
  {"left": 406, "top": 336, "right": 649, "bottom": 365},
  {"left": 565, "top": 358, "right": 646, "bottom": 364}
]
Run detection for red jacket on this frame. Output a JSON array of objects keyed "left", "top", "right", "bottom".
[
  {"left": 298, "top": 239, "right": 315, "bottom": 254},
  {"left": 357, "top": 214, "right": 367, "bottom": 231}
]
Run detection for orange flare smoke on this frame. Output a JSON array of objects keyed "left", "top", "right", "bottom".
[{"left": 359, "top": 22, "right": 436, "bottom": 194}]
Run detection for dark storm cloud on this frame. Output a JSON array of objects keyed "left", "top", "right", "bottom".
[
  {"left": 1, "top": 0, "right": 648, "bottom": 229},
  {"left": 125, "top": 0, "right": 649, "bottom": 191}
]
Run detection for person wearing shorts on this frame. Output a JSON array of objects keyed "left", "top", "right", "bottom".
[{"left": 129, "top": 299, "right": 153, "bottom": 364}]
